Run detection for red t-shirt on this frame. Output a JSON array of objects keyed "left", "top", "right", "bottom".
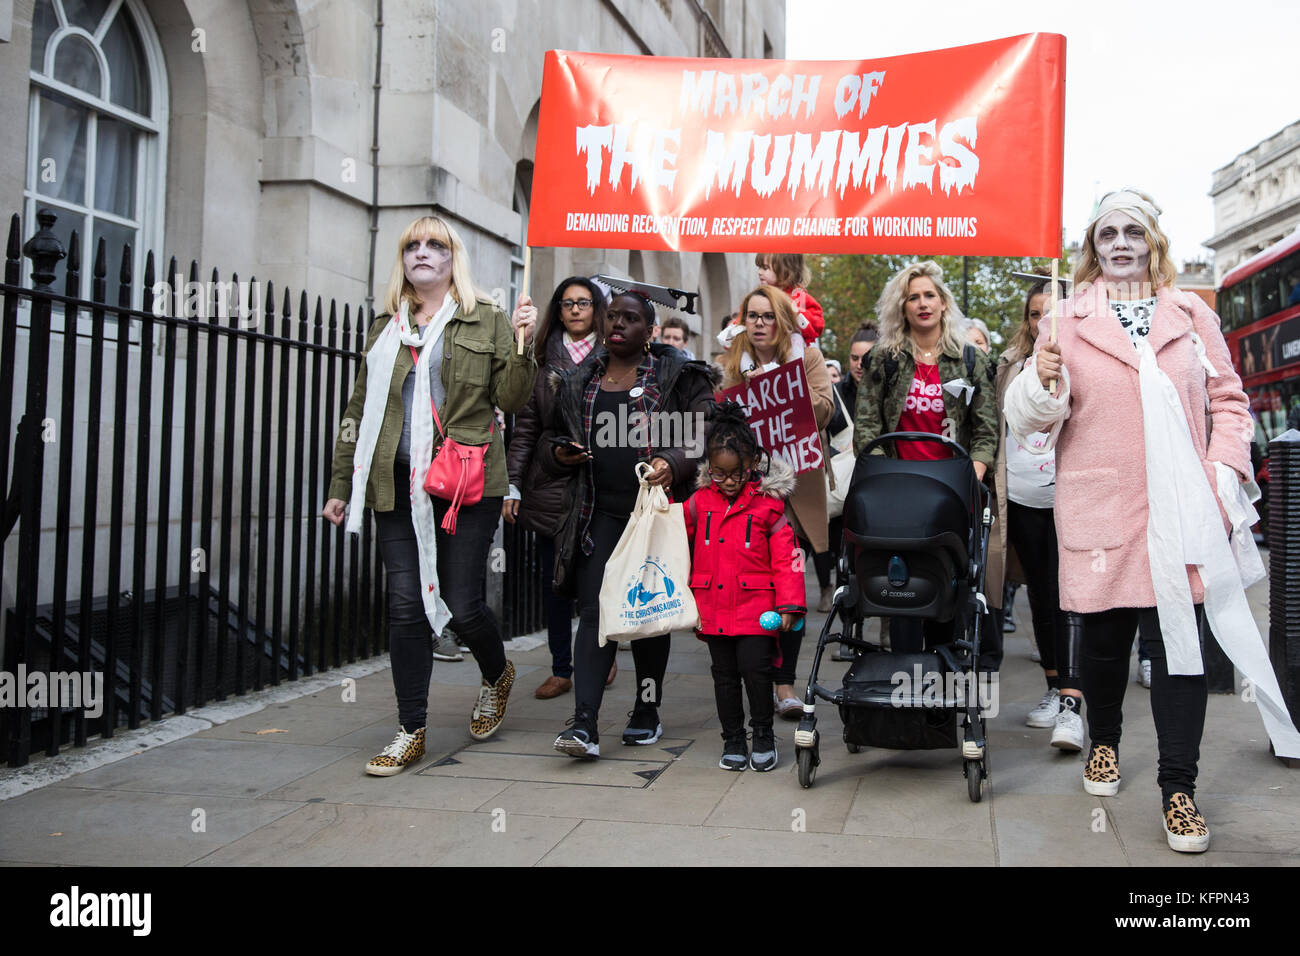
[{"left": 895, "top": 363, "right": 950, "bottom": 461}]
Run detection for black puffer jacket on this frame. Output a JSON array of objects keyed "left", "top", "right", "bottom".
[
  {"left": 505, "top": 326, "right": 587, "bottom": 537},
  {"left": 543, "top": 343, "right": 719, "bottom": 598}
]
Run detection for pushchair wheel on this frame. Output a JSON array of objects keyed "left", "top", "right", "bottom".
[
  {"left": 964, "top": 759, "right": 985, "bottom": 803},
  {"left": 797, "top": 746, "right": 818, "bottom": 788},
  {"left": 845, "top": 741, "right": 861, "bottom": 754}
]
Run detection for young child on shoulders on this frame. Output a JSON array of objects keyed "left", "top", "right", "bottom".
[
  {"left": 717, "top": 254, "right": 824, "bottom": 365},
  {"left": 684, "top": 401, "right": 806, "bottom": 771}
]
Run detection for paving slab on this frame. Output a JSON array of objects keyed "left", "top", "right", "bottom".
[
  {"left": 0, "top": 787, "right": 300, "bottom": 866},
  {"left": 993, "top": 793, "right": 1130, "bottom": 866},
  {"left": 48, "top": 738, "right": 356, "bottom": 799},
  {"left": 537, "top": 819, "right": 996, "bottom": 866},
  {"left": 191, "top": 803, "right": 579, "bottom": 866}
]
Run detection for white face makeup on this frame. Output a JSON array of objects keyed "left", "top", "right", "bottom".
[
  {"left": 403, "top": 236, "right": 452, "bottom": 291},
  {"left": 1093, "top": 210, "right": 1151, "bottom": 288}
]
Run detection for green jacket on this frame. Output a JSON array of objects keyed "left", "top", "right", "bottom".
[
  {"left": 851, "top": 343, "right": 998, "bottom": 469},
  {"left": 327, "top": 300, "right": 537, "bottom": 511}
]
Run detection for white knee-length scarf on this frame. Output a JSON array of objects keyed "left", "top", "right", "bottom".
[
  {"left": 345, "top": 295, "right": 456, "bottom": 636},
  {"left": 1136, "top": 336, "right": 1300, "bottom": 758}
]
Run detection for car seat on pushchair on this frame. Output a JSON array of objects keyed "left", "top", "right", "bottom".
[{"left": 793, "top": 432, "right": 993, "bottom": 801}]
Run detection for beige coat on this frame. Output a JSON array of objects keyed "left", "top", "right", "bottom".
[{"left": 723, "top": 348, "right": 834, "bottom": 554}]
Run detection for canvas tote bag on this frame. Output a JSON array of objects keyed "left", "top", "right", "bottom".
[{"left": 598, "top": 463, "right": 700, "bottom": 645}]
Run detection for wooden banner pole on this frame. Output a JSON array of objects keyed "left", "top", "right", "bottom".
[
  {"left": 517, "top": 245, "right": 531, "bottom": 355},
  {"left": 1048, "top": 258, "right": 1060, "bottom": 396}
]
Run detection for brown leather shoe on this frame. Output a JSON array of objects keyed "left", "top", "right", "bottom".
[
  {"left": 606, "top": 659, "right": 618, "bottom": 686},
  {"left": 534, "top": 675, "right": 573, "bottom": 699}
]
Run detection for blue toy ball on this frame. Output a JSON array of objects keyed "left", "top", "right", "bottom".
[{"left": 759, "top": 611, "right": 781, "bottom": 631}]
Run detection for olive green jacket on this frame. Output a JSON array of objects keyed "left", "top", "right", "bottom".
[
  {"left": 851, "top": 344, "right": 998, "bottom": 470},
  {"left": 327, "top": 300, "right": 537, "bottom": 511}
]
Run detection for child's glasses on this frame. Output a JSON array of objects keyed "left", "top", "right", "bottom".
[{"left": 708, "top": 467, "right": 752, "bottom": 484}]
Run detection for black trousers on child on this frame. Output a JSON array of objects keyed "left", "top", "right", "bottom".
[
  {"left": 1077, "top": 605, "right": 1207, "bottom": 801},
  {"left": 705, "top": 634, "right": 778, "bottom": 739}
]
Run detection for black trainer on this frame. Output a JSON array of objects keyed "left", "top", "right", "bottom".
[
  {"left": 750, "top": 725, "right": 778, "bottom": 771},
  {"left": 622, "top": 705, "right": 663, "bottom": 746},
  {"left": 554, "top": 706, "right": 600, "bottom": 759},
  {"left": 719, "top": 733, "right": 748, "bottom": 771}
]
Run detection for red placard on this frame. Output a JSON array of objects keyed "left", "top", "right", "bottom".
[
  {"left": 528, "top": 34, "right": 1065, "bottom": 256},
  {"left": 716, "top": 362, "right": 824, "bottom": 475}
]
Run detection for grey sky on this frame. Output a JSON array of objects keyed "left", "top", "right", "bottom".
[{"left": 786, "top": 0, "right": 1300, "bottom": 270}]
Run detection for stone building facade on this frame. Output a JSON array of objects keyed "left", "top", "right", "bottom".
[
  {"left": 1206, "top": 118, "right": 1300, "bottom": 286},
  {"left": 2, "top": 0, "right": 786, "bottom": 351}
]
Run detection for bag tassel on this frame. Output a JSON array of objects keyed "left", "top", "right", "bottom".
[{"left": 439, "top": 454, "right": 471, "bottom": 534}]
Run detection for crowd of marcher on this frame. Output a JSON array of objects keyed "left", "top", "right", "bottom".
[{"left": 326, "top": 187, "right": 1270, "bottom": 853}]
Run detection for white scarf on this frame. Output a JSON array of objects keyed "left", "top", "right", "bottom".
[
  {"left": 346, "top": 295, "right": 458, "bottom": 636},
  {"left": 1136, "top": 336, "right": 1300, "bottom": 757}
]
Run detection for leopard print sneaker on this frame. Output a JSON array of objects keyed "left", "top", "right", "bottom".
[
  {"left": 1163, "top": 792, "right": 1210, "bottom": 853},
  {"left": 1082, "top": 742, "right": 1121, "bottom": 796},
  {"left": 365, "top": 726, "right": 426, "bottom": 776},
  {"left": 469, "top": 660, "right": 515, "bottom": 740}
]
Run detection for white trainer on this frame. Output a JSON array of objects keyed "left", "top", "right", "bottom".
[
  {"left": 1026, "top": 689, "right": 1060, "bottom": 728},
  {"left": 1138, "top": 659, "right": 1152, "bottom": 688},
  {"left": 1051, "top": 697, "right": 1084, "bottom": 752}
]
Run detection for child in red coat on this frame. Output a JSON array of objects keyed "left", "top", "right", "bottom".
[{"left": 684, "top": 402, "right": 806, "bottom": 771}]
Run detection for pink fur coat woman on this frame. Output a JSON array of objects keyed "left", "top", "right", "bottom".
[{"left": 1003, "top": 282, "right": 1252, "bottom": 614}]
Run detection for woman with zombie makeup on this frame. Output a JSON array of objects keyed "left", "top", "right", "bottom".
[
  {"left": 324, "top": 215, "right": 537, "bottom": 776},
  {"left": 544, "top": 291, "right": 716, "bottom": 759},
  {"left": 1004, "top": 187, "right": 1299, "bottom": 852}
]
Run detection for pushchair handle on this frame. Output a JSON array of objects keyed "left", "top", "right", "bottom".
[{"left": 862, "top": 431, "right": 970, "bottom": 459}]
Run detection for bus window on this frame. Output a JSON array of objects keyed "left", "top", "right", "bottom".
[
  {"left": 1252, "top": 263, "right": 1282, "bottom": 319},
  {"left": 1221, "top": 283, "right": 1250, "bottom": 330},
  {"left": 1282, "top": 250, "right": 1300, "bottom": 308}
]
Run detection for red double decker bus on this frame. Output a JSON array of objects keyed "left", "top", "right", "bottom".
[{"left": 1216, "top": 228, "right": 1300, "bottom": 445}]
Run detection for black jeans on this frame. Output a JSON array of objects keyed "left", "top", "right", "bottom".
[
  {"left": 1078, "top": 605, "right": 1207, "bottom": 801},
  {"left": 706, "top": 634, "right": 777, "bottom": 739},
  {"left": 572, "top": 509, "right": 670, "bottom": 722},
  {"left": 1006, "top": 501, "right": 1077, "bottom": 687},
  {"left": 537, "top": 535, "right": 574, "bottom": 678},
  {"left": 374, "top": 460, "right": 507, "bottom": 730}
]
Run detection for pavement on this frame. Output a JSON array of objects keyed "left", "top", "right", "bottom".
[{"left": 0, "top": 572, "right": 1296, "bottom": 867}]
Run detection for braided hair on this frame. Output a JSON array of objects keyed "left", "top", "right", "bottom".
[{"left": 705, "top": 400, "right": 763, "bottom": 473}]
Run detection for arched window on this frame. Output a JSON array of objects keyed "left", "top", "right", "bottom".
[{"left": 26, "top": 0, "right": 166, "bottom": 297}]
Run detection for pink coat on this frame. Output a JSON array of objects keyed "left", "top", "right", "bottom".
[{"left": 1013, "top": 283, "right": 1252, "bottom": 614}]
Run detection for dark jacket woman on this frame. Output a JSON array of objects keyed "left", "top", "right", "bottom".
[{"left": 544, "top": 342, "right": 718, "bottom": 598}]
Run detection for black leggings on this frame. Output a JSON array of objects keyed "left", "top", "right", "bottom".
[
  {"left": 572, "top": 510, "right": 671, "bottom": 720},
  {"left": 705, "top": 634, "right": 777, "bottom": 739},
  {"left": 374, "top": 460, "right": 507, "bottom": 729},
  {"left": 1077, "top": 605, "right": 1207, "bottom": 801},
  {"left": 1006, "top": 501, "right": 1078, "bottom": 688}
]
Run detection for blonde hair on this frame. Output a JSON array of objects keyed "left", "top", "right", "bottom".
[
  {"left": 1074, "top": 188, "right": 1177, "bottom": 292},
  {"left": 755, "top": 253, "right": 811, "bottom": 290},
  {"left": 875, "top": 260, "right": 967, "bottom": 360},
  {"left": 721, "top": 285, "right": 799, "bottom": 387},
  {"left": 382, "top": 215, "right": 490, "bottom": 317}
]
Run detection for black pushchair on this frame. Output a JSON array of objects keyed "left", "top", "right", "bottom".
[{"left": 793, "top": 432, "right": 993, "bottom": 801}]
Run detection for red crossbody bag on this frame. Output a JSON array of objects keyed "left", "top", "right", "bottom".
[{"left": 409, "top": 345, "right": 495, "bottom": 534}]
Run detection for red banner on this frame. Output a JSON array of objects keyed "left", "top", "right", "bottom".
[
  {"left": 527, "top": 34, "right": 1065, "bottom": 256},
  {"left": 716, "top": 362, "right": 824, "bottom": 476}
]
